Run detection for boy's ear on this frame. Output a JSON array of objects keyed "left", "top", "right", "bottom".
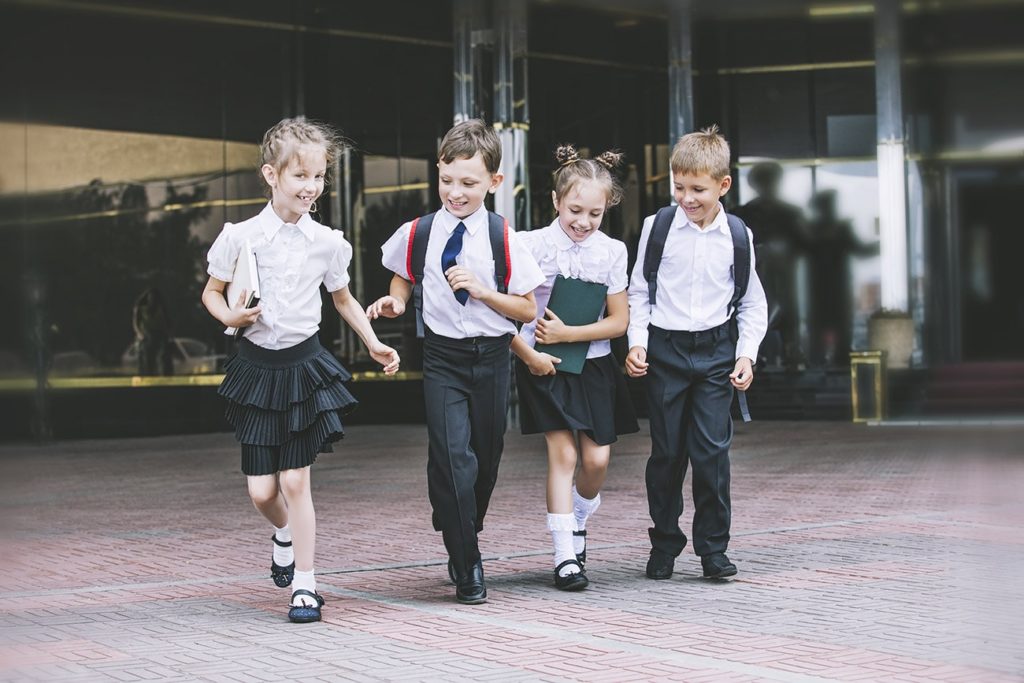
[
  {"left": 488, "top": 172, "right": 505, "bottom": 193},
  {"left": 551, "top": 190, "right": 558, "bottom": 212},
  {"left": 261, "top": 163, "right": 278, "bottom": 189},
  {"left": 718, "top": 174, "right": 733, "bottom": 197}
]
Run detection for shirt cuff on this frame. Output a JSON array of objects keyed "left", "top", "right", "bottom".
[
  {"left": 627, "top": 327, "right": 649, "bottom": 351},
  {"left": 736, "top": 342, "right": 758, "bottom": 363},
  {"left": 207, "top": 264, "right": 233, "bottom": 282}
]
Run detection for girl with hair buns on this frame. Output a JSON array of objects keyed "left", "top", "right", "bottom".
[
  {"left": 510, "top": 144, "right": 639, "bottom": 590},
  {"left": 202, "top": 118, "right": 400, "bottom": 623}
]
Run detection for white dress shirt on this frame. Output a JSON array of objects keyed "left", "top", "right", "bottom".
[
  {"left": 381, "top": 205, "right": 545, "bottom": 339},
  {"left": 207, "top": 202, "right": 352, "bottom": 350},
  {"left": 627, "top": 203, "right": 768, "bottom": 362},
  {"left": 518, "top": 219, "right": 628, "bottom": 359}
]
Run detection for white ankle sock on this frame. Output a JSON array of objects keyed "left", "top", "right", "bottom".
[
  {"left": 291, "top": 569, "right": 317, "bottom": 606},
  {"left": 572, "top": 487, "right": 601, "bottom": 554},
  {"left": 273, "top": 525, "right": 294, "bottom": 567},
  {"left": 547, "top": 513, "right": 579, "bottom": 576}
]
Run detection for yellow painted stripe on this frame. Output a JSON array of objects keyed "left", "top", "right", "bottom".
[{"left": 0, "top": 371, "right": 424, "bottom": 392}]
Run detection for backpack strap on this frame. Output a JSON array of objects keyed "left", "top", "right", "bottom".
[
  {"left": 725, "top": 212, "right": 752, "bottom": 321},
  {"left": 641, "top": 205, "right": 678, "bottom": 307},
  {"left": 726, "top": 212, "right": 753, "bottom": 423},
  {"left": 487, "top": 212, "right": 511, "bottom": 295},
  {"left": 406, "top": 212, "right": 437, "bottom": 338}
]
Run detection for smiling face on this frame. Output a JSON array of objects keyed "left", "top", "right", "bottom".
[
  {"left": 553, "top": 179, "right": 608, "bottom": 243},
  {"left": 672, "top": 170, "right": 732, "bottom": 229},
  {"left": 262, "top": 144, "right": 327, "bottom": 223},
  {"left": 437, "top": 152, "right": 502, "bottom": 219}
]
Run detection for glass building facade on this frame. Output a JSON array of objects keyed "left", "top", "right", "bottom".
[{"left": 2, "top": 0, "right": 1022, "bottom": 437}]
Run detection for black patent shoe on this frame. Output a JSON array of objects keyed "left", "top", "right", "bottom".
[
  {"left": 553, "top": 559, "right": 589, "bottom": 591},
  {"left": 645, "top": 549, "right": 675, "bottom": 580},
  {"left": 447, "top": 559, "right": 457, "bottom": 586},
  {"left": 287, "top": 589, "right": 324, "bottom": 623},
  {"left": 701, "top": 552, "right": 737, "bottom": 579},
  {"left": 573, "top": 530, "right": 587, "bottom": 567},
  {"left": 271, "top": 535, "right": 295, "bottom": 588},
  {"left": 455, "top": 559, "right": 487, "bottom": 605}
]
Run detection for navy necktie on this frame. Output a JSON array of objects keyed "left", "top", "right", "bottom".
[{"left": 441, "top": 222, "right": 469, "bottom": 305}]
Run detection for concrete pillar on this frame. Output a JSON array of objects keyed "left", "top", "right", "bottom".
[
  {"left": 668, "top": 0, "right": 694, "bottom": 147},
  {"left": 492, "top": 0, "right": 529, "bottom": 230},
  {"left": 875, "top": 0, "right": 909, "bottom": 313}
]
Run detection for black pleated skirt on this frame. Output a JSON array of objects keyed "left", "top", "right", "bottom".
[
  {"left": 515, "top": 353, "right": 639, "bottom": 446},
  {"left": 219, "top": 335, "right": 358, "bottom": 476}
]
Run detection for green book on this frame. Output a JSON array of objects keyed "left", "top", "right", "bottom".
[{"left": 536, "top": 275, "right": 608, "bottom": 375}]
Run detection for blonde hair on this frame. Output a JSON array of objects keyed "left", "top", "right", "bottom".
[
  {"left": 552, "top": 144, "right": 624, "bottom": 208},
  {"left": 669, "top": 124, "right": 731, "bottom": 180},
  {"left": 438, "top": 119, "right": 502, "bottom": 173},
  {"left": 259, "top": 117, "right": 345, "bottom": 198}
]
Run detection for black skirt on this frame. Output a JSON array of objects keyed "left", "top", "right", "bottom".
[
  {"left": 219, "top": 335, "right": 358, "bottom": 476},
  {"left": 516, "top": 353, "right": 639, "bottom": 446}
]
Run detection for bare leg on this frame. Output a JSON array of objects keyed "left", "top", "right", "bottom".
[
  {"left": 545, "top": 430, "right": 577, "bottom": 514},
  {"left": 247, "top": 474, "right": 289, "bottom": 528},
  {"left": 576, "top": 432, "right": 610, "bottom": 500},
  {"left": 278, "top": 467, "right": 315, "bottom": 572}
]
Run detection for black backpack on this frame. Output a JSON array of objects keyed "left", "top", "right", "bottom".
[
  {"left": 642, "top": 205, "right": 752, "bottom": 339},
  {"left": 641, "top": 205, "right": 754, "bottom": 421},
  {"left": 405, "top": 211, "right": 511, "bottom": 338}
]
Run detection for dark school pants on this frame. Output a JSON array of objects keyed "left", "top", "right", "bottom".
[
  {"left": 645, "top": 322, "right": 735, "bottom": 558},
  {"left": 422, "top": 329, "right": 512, "bottom": 577}
]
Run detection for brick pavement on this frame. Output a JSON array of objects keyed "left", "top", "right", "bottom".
[{"left": 1, "top": 421, "right": 1021, "bottom": 682}]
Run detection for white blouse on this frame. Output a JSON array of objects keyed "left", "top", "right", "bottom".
[
  {"left": 517, "top": 219, "right": 629, "bottom": 359},
  {"left": 207, "top": 202, "right": 352, "bottom": 350},
  {"left": 380, "top": 205, "right": 545, "bottom": 339}
]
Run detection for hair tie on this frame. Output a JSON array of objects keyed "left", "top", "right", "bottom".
[{"left": 560, "top": 150, "right": 580, "bottom": 167}]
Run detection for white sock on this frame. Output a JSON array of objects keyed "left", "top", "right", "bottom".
[
  {"left": 547, "top": 513, "right": 579, "bottom": 577},
  {"left": 291, "top": 569, "right": 317, "bottom": 606},
  {"left": 273, "top": 525, "right": 294, "bottom": 567},
  {"left": 572, "top": 487, "right": 601, "bottom": 554}
]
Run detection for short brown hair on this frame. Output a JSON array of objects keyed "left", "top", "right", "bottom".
[
  {"left": 438, "top": 119, "right": 502, "bottom": 173},
  {"left": 670, "top": 124, "right": 731, "bottom": 179}
]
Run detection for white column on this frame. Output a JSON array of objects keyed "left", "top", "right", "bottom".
[{"left": 877, "top": 141, "right": 909, "bottom": 312}]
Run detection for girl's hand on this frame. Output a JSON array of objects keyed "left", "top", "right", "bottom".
[
  {"left": 225, "top": 290, "right": 262, "bottom": 328},
  {"left": 527, "top": 350, "right": 561, "bottom": 376},
  {"left": 366, "top": 296, "right": 405, "bottom": 320},
  {"left": 535, "top": 308, "right": 571, "bottom": 345},
  {"left": 444, "top": 266, "right": 487, "bottom": 301},
  {"left": 369, "top": 342, "right": 401, "bottom": 375},
  {"left": 625, "top": 346, "right": 648, "bottom": 378}
]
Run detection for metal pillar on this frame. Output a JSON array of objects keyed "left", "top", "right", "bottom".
[
  {"left": 875, "top": 0, "right": 909, "bottom": 313},
  {"left": 492, "top": 0, "right": 529, "bottom": 230},
  {"left": 453, "top": 0, "right": 487, "bottom": 122},
  {"left": 668, "top": 0, "right": 695, "bottom": 147}
]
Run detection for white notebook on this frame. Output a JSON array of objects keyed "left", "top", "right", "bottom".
[{"left": 224, "top": 239, "right": 261, "bottom": 339}]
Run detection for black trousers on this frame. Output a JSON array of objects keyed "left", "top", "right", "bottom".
[
  {"left": 645, "top": 322, "right": 735, "bottom": 558},
  {"left": 422, "top": 329, "right": 512, "bottom": 577}
]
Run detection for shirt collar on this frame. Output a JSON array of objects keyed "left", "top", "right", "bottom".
[
  {"left": 548, "top": 218, "right": 597, "bottom": 250},
  {"left": 674, "top": 202, "right": 730, "bottom": 235},
  {"left": 439, "top": 204, "right": 487, "bottom": 235},
  {"left": 259, "top": 202, "right": 316, "bottom": 242}
]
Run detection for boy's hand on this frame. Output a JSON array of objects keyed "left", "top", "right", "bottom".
[
  {"left": 535, "top": 308, "right": 571, "bottom": 345},
  {"left": 366, "top": 295, "right": 405, "bottom": 320},
  {"left": 444, "top": 266, "right": 487, "bottom": 301},
  {"left": 730, "top": 357, "right": 754, "bottom": 391},
  {"left": 369, "top": 342, "right": 401, "bottom": 375},
  {"left": 527, "top": 350, "right": 561, "bottom": 376},
  {"left": 625, "top": 346, "right": 648, "bottom": 377}
]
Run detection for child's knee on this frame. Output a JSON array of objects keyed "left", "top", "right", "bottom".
[{"left": 278, "top": 468, "right": 310, "bottom": 497}]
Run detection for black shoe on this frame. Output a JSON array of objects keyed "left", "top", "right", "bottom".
[
  {"left": 287, "top": 589, "right": 324, "bottom": 623},
  {"left": 447, "top": 558, "right": 457, "bottom": 585},
  {"left": 553, "top": 559, "right": 589, "bottom": 591},
  {"left": 646, "top": 549, "right": 675, "bottom": 580},
  {"left": 573, "top": 530, "right": 587, "bottom": 567},
  {"left": 270, "top": 535, "right": 295, "bottom": 588},
  {"left": 701, "top": 552, "right": 737, "bottom": 579},
  {"left": 455, "top": 559, "right": 487, "bottom": 604}
]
